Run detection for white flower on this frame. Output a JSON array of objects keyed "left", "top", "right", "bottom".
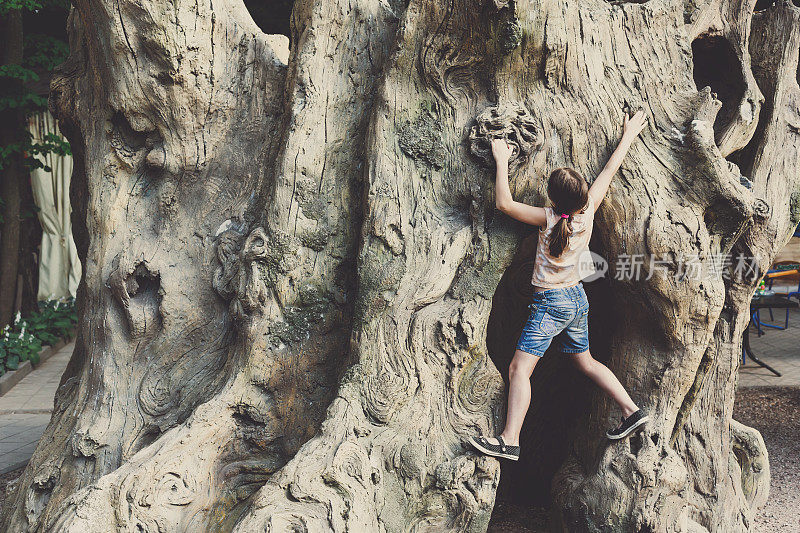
[{"left": 14, "top": 311, "right": 21, "bottom": 324}]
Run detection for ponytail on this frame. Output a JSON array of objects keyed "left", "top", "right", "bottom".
[
  {"left": 549, "top": 215, "right": 572, "bottom": 257},
  {"left": 546, "top": 167, "right": 588, "bottom": 258}
]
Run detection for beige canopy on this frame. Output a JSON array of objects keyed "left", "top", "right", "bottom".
[{"left": 27, "top": 110, "right": 80, "bottom": 300}]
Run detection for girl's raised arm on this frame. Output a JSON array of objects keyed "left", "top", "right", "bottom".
[
  {"left": 588, "top": 110, "right": 647, "bottom": 207},
  {"left": 492, "top": 138, "right": 547, "bottom": 227}
]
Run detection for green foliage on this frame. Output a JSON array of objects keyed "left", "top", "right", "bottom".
[
  {"left": 0, "top": 296, "right": 76, "bottom": 375},
  {"left": 0, "top": 64, "right": 40, "bottom": 83},
  {"left": 0, "top": 0, "right": 45, "bottom": 14},
  {"left": 24, "top": 33, "right": 69, "bottom": 71},
  {"left": 0, "top": 90, "right": 47, "bottom": 112},
  {"left": 0, "top": 131, "right": 71, "bottom": 170},
  {"left": 0, "top": 2, "right": 71, "bottom": 170},
  {"left": 31, "top": 296, "right": 78, "bottom": 343},
  {"left": 26, "top": 131, "right": 72, "bottom": 170},
  {"left": 0, "top": 0, "right": 69, "bottom": 15}
]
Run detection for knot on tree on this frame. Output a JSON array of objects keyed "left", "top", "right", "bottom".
[
  {"left": 499, "top": 18, "right": 522, "bottom": 54},
  {"left": 494, "top": 0, "right": 522, "bottom": 54},
  {"left": 213, "top": 224, "right": 299, "bottom": 319},
  {"left": 469, "top": 104, "right": 543, "bottom": 174},
  {"left": 433, "top": 455, "right": 499, "bottom": 510},
  {"left": 753, "top": 198, "right": 770, "bottom": 220},
  {"left": 791, "top": 192, "right": 800, "bottom": 225}
]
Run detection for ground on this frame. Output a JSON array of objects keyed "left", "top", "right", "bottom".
[
  {"left": 0, "top": 318, "right": 798, "bottom": 531},
  {"left": 733, "top": 387, "right": 800, "bottom": 532},
  {"left": 485, "top": 387, "right": 800, "bottom": 533}
]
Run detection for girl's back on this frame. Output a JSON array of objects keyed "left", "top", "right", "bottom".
[{"left": 532, "top": 194, "right": 597, "bottom": 290}]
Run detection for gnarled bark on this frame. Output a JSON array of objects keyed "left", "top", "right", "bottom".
[{"left": 3, "top": 0, "right": 799, "bottom": 532}]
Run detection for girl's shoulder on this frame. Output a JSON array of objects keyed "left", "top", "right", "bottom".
[
  {"left": 581, "top": 194, "right": 595, "bottom": 215},
  {"left": 571, "top": 197, "right": 595, "bottom": 232},
  {"left": 540, "top": 205, "right": 557, "bottom": 230},
  {"left": 573, "top": 195, "right": 596, "bottom": 222}
]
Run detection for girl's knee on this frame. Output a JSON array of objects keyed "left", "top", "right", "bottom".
[
  {"left": 509, "top": 359, "right": 524, "bottom": 377},
  {"left": 509, "top": 355, "right": 536, "bottom": 378},
  {"left": 572, "top": 352, "right": 595, "bottom": 372}
]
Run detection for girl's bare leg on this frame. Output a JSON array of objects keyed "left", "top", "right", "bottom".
[
  {"left": 570, "top": 350, "right": 638, "bottom": 417},
  {"left": 482, "top": 349, "right": 540, "bottom": 447}
]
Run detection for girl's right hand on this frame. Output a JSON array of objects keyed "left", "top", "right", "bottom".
[
  {"left": 491, "top": 137, "right": 514, "bottom": 163},
  {"left": 623, "top": 110, "right": 647, "bottom": 139}
]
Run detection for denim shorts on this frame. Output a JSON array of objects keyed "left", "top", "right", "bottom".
[{"left": 516, "top": 282, "right": 590, "bottom": 357}]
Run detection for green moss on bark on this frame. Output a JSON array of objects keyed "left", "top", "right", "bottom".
[{"left": 397, "top": 103, "right": 446, "bottom": 169}]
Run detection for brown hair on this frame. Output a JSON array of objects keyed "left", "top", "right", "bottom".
[{"left": 547, "top": 167, "right": 589, "bottom": 258}]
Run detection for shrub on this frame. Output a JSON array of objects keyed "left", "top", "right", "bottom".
[{"left": 0, "top": 296, "right": 76, "bottom": 376}]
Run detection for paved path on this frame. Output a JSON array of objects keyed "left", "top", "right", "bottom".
[
  {"left": 0, "top": 342, "right": 72, "bottom": 474},
  {"left": 740, "top": 305, "right": 800, "bottom": 387}
]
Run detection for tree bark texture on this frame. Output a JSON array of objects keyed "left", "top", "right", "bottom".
[
  {"left": 0, "top": 9, "right": 27, "bottom": 327},
  {"left": 18, "top": 165, "right": 43, "bottom": 318},
  {"left": 3, "top": 1, "right": 800, "bottom": 532}
]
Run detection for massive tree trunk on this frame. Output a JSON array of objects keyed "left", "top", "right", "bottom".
[{"left": 2, "top": 0, "right": 799, "bottom": 532}]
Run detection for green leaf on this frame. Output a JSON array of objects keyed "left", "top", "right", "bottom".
[
  {"left": 0, "top": 1, "right": 45, "bottom": 15},
  {"left": 0, "top": 131, "right": 71, "bottom": 171},
  {"left": 0, "top": 64, "right": 40, "bottom": 82},
  {"left": 24, "top": 33, "right": 69, "bottom": 70},
  {"left": 0, "top": 91, "right": 47, "bottom": 112}
]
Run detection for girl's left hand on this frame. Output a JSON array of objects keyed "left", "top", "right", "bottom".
[{"left": 491, "top": 137, "right": 514, "bottom": 163}]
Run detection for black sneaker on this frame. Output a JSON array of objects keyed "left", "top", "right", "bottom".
[
  {"left": 606, "top": 409, "right": 649, "bottom": 440},
  {"left": 468, "top": 435, "right": 520, "bottom": 460}
]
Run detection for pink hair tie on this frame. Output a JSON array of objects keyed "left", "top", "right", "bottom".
[{"left": 560, "top": 213, "right": 570, "bottom": 219}]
